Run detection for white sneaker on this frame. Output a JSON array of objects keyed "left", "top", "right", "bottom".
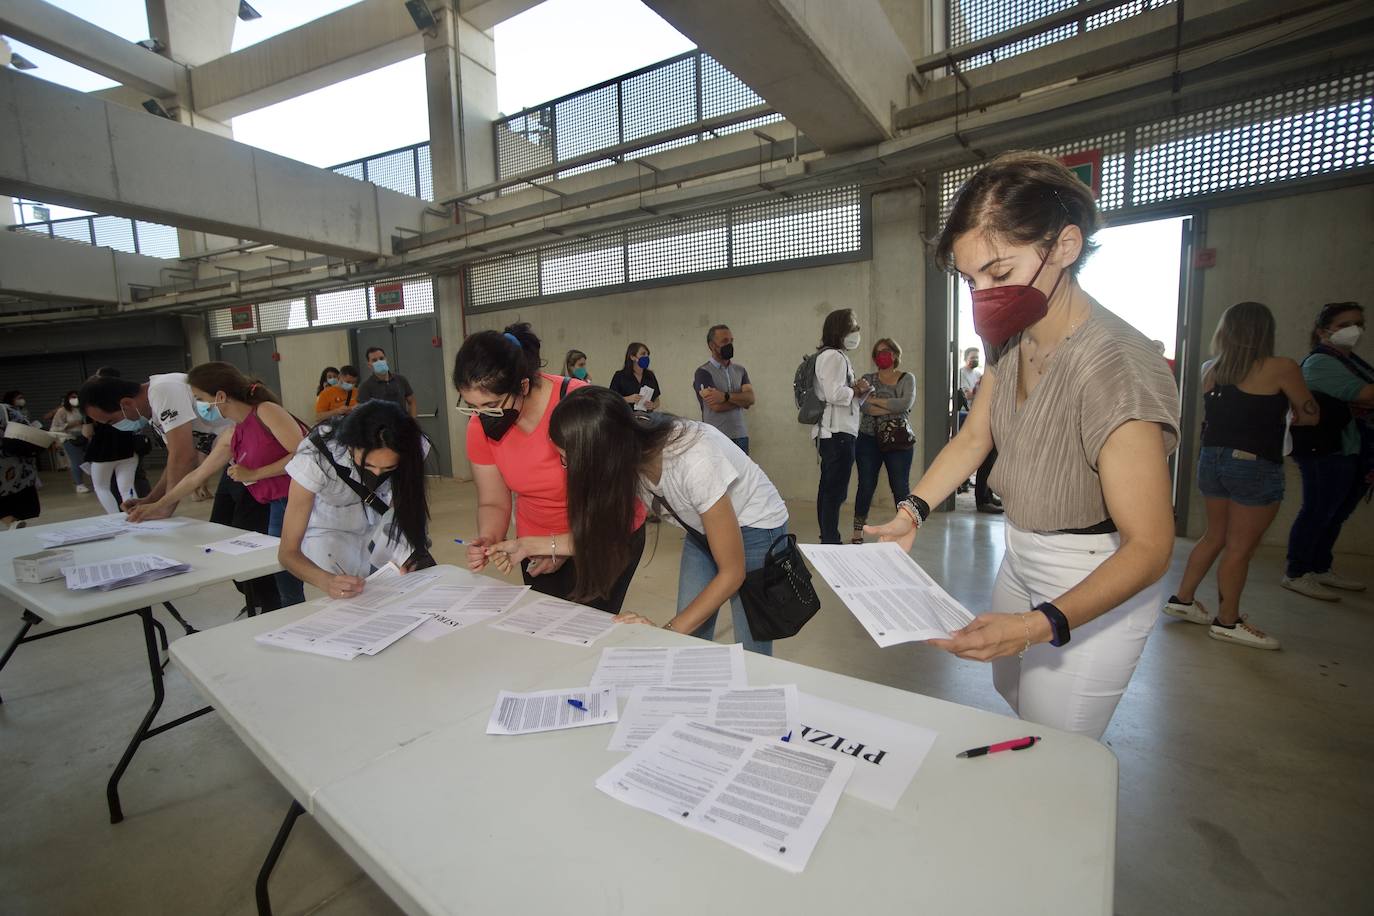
[
  {"left": 75, "top": 484, "right": 91, "bottom": 494},
  {"left": 1281, "top": 573, "right": 1342, "bottom": 602},
  {"left": 1208, "top": 617, "right": 1280, "bottom": 650},
  {"left": 1163, "top": 596, "right": 1211, "bottom": 625},
  {"left": 1312, "top": 570, "right": 1366, "bottom": 592}
]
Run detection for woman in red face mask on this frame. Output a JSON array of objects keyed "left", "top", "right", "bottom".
[
  {"left": 851, "top": 338, "right": 916, "bottom": 543},
  {"left": 866, "top": 151, "right": 1180, "bottom": 741}
]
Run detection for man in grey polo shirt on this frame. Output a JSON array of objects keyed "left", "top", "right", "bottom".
[{"left": 693, "top": 324, "right": 756, "bottom": 454}]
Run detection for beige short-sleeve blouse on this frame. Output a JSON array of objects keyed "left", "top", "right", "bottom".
[{"left": 988, "top": 304, "right": 1180, "bottom": 532}]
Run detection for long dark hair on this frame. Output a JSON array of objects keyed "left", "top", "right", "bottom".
[
  {"left": 550, "top": 387, "right": 677, "bottom": 602},
  {"left": 324, "top": 401, "right": 430, "bottom": 554},
  {"left": 1311, "top": 301, "right": 1363, "bottom": 349},
  {"left": 452, "top": 322, "right": 543, "bottom": 396},
  {"left": 186, "top": 362, "right": 281, "bottom": 406},
  {"left": 317, "top": 366, "right": 340, "bottom": 394},
  {"left": 818, "top": 309, "right": 856, "bottom": 350}
]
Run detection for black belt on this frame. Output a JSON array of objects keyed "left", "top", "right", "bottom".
[{"left": 1056, "top": 518, "right": 1118, "bottom": 535}]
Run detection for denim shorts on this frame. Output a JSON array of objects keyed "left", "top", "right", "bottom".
[{"left": 1196, "top": 446, "right": 1285, "bottom": 506}]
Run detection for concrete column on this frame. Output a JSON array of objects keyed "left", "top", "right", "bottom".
[
  {"left": 145, "top": 0, "right": 238, "bottom": 68},
  {"left": 426, "top": 3, "right": 497, "bottom": 479}
]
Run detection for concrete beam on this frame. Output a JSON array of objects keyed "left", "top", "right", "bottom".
[
  {"left": 642, "top": 0, "right": 912, "bottom": 151},
  {"left": 0, "top": 0, "right": 181, "bottom": 98},
  {"left": 459, "top": 0, "right": 545, "bottom": 32},
  {"left": 188, "top": 0, "right": 423, "bottom": 121},
  {"left": 0, "top": 229, "right": 174, "bottom": 303},
  {"left": 146, "top": 0, "right": 237, "bottom": 68},
  {"left": 0, "top": 68, "right": 431, "bottom": 259}
]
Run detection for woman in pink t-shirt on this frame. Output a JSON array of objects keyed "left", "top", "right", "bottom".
[{"left": 454, "top": 322, "right": 647, "bottom": 612}]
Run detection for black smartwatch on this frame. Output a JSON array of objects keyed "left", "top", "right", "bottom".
[{"left": 1035, "top": 601, "right": 1071, "bottom": 647}]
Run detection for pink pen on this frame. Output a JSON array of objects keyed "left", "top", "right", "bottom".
[{"left": 956, "top": 735, "right": 1041, "bottom": 759}]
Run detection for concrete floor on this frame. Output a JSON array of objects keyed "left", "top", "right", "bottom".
[{"left": 1, "top": 471, "right": 1369, "bottom": 916}]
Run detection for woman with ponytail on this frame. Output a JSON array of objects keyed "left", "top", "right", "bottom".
[
  {"left": 130, "top": 361, "right": 308, "bottom": 605},
  {"left": 453, "top": 322, "right": 647, "bottom": 612}
]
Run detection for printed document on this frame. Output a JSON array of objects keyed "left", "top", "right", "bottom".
[
  {"left": 608, "top": 685, "right": 799, "bottom": 751},
  {"left": 485, "top": 686, "right": 619, "bottom": 735},
  {"left": 254, "top": 602, "right": 429, "bottom": 660},
  {"left": 799, "top": 542, "right": 975, "bottom": 646},
  {"left": 795, "top": 693, "right": 938, "bottom": 809},
  {"left": 590, "top": 645, "right": 748, "bottom": 689},
  {"left": 200, "top": 532, "right": 280, "bottom": 555},
  {"left": 62, "top": 555, "right": 190, "bottom": 591},
  {"left": 488, "top": 596, "right": 617, "bottom": 646},
  {"left": 596, "top": 717, "right": 854, "bottom": 873},
  {"left": 334, "top": 564, "right": 442, "bottom": 611},
  {"left": 409, "top": 583, "right": 530, "bottom": 642}
]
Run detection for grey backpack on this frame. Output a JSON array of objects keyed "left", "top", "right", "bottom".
[{"left": 793, "top": 351, "right": 826, "bottom": 424}]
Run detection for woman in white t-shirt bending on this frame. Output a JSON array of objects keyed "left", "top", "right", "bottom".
[{"left": 488, "top": 387, "right": 788, "bottom": 655}]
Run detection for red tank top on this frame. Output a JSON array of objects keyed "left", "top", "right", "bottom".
[{"left": 231, "top": 407, "right": 297, "bottom": 504}]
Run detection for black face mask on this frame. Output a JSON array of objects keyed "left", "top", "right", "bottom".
[
  {"left": 359, "top": 468, "right": 393, "bottom": 491},
  {"left": 480, "top": 409, "right": 521, "bottom": 441},
  {"left": 718, "top": 343, "right": 735, "bottom": 361}
]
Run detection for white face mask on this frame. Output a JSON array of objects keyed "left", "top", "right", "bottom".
[
  {"left": 843, "top": 332, "right": 861, "bottom": 351},
  {"left": 1328, "top": 325, "right": 1363, "bottom": 349},
  {"left": 68, "top": 398, "right": 78, "bottom": 407}
]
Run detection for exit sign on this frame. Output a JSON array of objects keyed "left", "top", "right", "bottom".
[
  {"left": 1058, "top": 150, "right": 1102, "bottom": 197},
  {"left": 375, "top": 282, "right": 405, "bottom": 312}
]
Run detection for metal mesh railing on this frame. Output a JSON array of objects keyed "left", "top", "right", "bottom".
[
  {"left": 10, "top": 213, "right": 184, "bottom": 258},
  {"left": 947, "top": 0, "right": 1176, "bottom": 70},
  {"left": 493, "top": 50, "right": 782, "bottom": 184},
  {"left": 329, "top": 142, "right": 431, "bottom": 199},
  {"left": 466, "top": 185, "right": 864, "bottom": 311},
  {"left": 206, "top": 275, "right": 437, "bottom": 338},
  {"left": 938, "top": 68, "right": 1374, "bottom": 218}
]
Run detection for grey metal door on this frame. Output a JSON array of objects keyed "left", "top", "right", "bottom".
[
  {"left": 215, "top": 337, "right": 283, "bottom": 396},
  {"left": 351, "top": 318, "right": 452, "bottom": 475}
]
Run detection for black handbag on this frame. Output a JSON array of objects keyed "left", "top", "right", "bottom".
[
  {"left": 658, "top": 499, "right": 822, "bottom": 641},
  {"left": 876, "top": 415, "right": 915, "bottom": 452}
]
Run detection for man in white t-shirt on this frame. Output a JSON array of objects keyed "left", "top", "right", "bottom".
[
  {"left": 79, "top": 372, "right": 232, "bottom": 518},
  {"left": 958, "top": 347, "right": 983, "bottom": 413}
]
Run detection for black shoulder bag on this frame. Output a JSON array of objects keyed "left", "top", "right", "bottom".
[
  {"left": 656, "top": 497, "right": 821, "bottom": 641},
  {"left": 308, "top": 431, "right": 435, "bottom": 570}
]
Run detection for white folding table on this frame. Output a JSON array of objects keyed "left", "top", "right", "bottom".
[
  {"left": 0, "top": 516, "right": 281, "bottom": 822},
  {"left": 172, "top": 565, "right": 1118, "bottom": 916}
]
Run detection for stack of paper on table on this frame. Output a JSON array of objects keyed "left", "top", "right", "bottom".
[
  {"left": 407, "top": 583, "right": 529, "bottom": 642},
  {"left": 590, "top": 644, "right": 748, "bottom": 689},
  {"left": 486, "top": 687, "right": 618, "bottom": 735},
  {"left": 62, "top": 555, "right": 191, "bottom": 591},
  {"left": 800, "top": 542, "right": 976, "bottom": 646},
  {"left": 255, "top": 602, "right": 430, "bottom": 660},
  {"left": 200, "top": 532, "right": 279, "bottom": 555},
  {"left": 597, "top": 717, "right": 854, "bottom": 873},
  {"left": 608, "top": 685, "right": 799, "bottom": 751},
  {"left": 38, "top": 515, "right": 192, "bottom": 547},
  {"left": 487, "top": 596, "right": 617, "bottom": 646}
]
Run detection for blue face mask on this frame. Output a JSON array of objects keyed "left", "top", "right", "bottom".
[
  {"left": 340, "top": 381, "right": 355, "bottom": 392},
  {"left": 636, "top": 355, "right": 650, "bottom": 370},
  {"left": 326, "top": 377, "right": 340, "bottom": 387},
  {"left": 114, "top": 404, "right": 149, "bottom": 433},
  {"left": 195, "top": 400, "right": 223, "bottom": 423},
  {"left": 572, "top": 366, "right": 588, "bottom": 380},
  {"left": 372, "top": 359, "right": 390, "bottom": 375}
]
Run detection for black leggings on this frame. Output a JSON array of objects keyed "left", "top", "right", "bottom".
[{"left": 522, "top": 524, "right": 647, "bottom": 614}]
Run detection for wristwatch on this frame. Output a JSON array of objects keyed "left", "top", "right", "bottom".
[
  {"left": 896, "top": 496, "right": 930, "bottom": 528},
  {"left": 1035, "top": 601, "right": 1071, "bottom": 647},
  {"left": 723, "top": 390, "right": 731, "bottom": 403}
]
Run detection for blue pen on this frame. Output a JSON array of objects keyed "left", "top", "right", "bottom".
[{"left": 567, "top": 699, "right": 590, "bottom": 712}]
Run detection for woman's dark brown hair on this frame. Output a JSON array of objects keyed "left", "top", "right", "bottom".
[
  {"left": 935, "top": 151, "right": 1103, "bottom": 278},
  {"left": 186, "top": 362, "right": 281, "bottom": 406},
  {"left": 818, "top": 309, "right": 857, "bottom": 350},
  {"left": 549, "top": 387, "right": 677, "bottom": 602},
  {"left": 622, "top": 341, "right": 649, "bottom": 370},
  {"left": 1310, "top": 301, "right": 1363, "bottom": 349}
]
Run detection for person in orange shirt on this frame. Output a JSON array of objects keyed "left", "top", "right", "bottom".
[{"left": 315, "top": 364, "right": 358, "bottom": 423}]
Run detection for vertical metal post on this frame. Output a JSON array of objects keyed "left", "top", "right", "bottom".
[
  {"left": 492, "top": 118, "right": 503, "bottom": 183},
  {"left": 694, "top": 52, "right": 704, "bottom": 134},
  {"left": 1173, "top": 211, "right": 1207, "bottom": 537},
  {"left": 130, "top": 219, "right": 141, "bottom": 255},
  {"left": 549, "top": 106, "right": 559, "bottom": 171},
  {"left": 616, "top": 80, "right": 625, "bottom": 147},
  {"left": 413, "top": 145, "right": 422, "bottom": 198},
  {"left": 1122, "top": 125, "right": 1137, "bottom": 209},
  {"left": 86, "top": 217, "right": 96, "bottom": 245}
]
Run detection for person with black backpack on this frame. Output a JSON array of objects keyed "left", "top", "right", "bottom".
[
  {"left": 1282, "top": 301, "right": 1374, "bottom": 601},
  {"left": 802, "top": 308, "right": 871, "bottom": 544}
]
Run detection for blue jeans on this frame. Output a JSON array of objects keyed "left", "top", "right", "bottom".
[
  {"left": 731, "top": 437, "right": 750, "bottom": 455},
  {"left": 816, "top": 433, "right": 855, "bottom": 544},
  {"left": 268, "top": 497, "right": 306, "bottom": 607},
  {"left": 679, "top": 523, "right": 787, "bottom": 656},
  {"left": 62, "top": 440, "right": 86, "bottom": 486},
  {"left": 853, "top": 432, "right": 914, "bottom": 525},
  {"left": 1286, "top": 453, "right": 1368, "bottom": 578}
]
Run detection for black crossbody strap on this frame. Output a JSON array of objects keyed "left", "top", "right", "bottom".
[
  {"left": 654, "top": 495, "right": 712, "bottom": 555},
  {"left": 310, "top": 431, "right": 390, "bottom": 514}
]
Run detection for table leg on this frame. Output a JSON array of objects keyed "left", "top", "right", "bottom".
[
  {"left": 0, "top": 609, "right": 41, "bottom": 704},
  {"left": 104, "top": 608, "right": 215, "bottom": 824},
  {"left": 160, "top": 601, "right": 198, "bottom": 636},
  {"left": 256, "top": 799, "right": 306, "bottom": 916},
  {"left": 150, "top": 617, "right": 169, "bottom": 652}
]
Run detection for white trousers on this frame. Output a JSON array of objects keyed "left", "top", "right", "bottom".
[
  {"left": 989, "top": 523, "right": 1163, "bottom": 740},
  {"left": 89, "top": 457, "right": 138, "bottom": 515}
]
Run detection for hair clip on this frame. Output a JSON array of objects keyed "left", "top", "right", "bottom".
[{"left": 503, "top": 332, "right": 521, "bottom": 347}]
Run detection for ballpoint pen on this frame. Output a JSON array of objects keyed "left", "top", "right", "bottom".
[
  {"left": 956, "top": 736, "right": 1041, "bottom": 758},
  {"left": 567, "top": 699, "right": 590, "bottom": 712}
]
